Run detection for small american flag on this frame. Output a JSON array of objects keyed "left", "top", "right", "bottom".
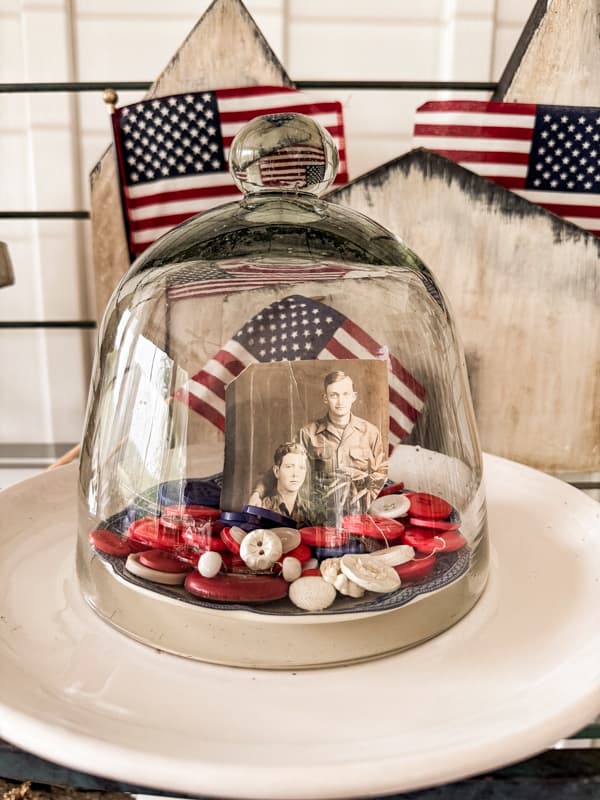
[
  {"left": 414, "top": 100, "right": 600, "bottom": 235},
  {"left": 112, "top": 86, "right": 348, "bottom": 256},
  {"left": 166, "top": 260, "right": 355, "bottom": 301},
  {"left": 259, "top": 144, "right": 326, "bottom": 188},
  {"left": 173, "top": 294, "right": 426, "bottom": 448}
]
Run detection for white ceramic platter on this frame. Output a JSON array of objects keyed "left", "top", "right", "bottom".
[{"left": 0, "top": 455, "right": 599, "bottom": 799}]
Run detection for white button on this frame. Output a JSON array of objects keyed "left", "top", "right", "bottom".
[
  {"left": 270, "top": 526, "right": 301, "bottom": 553},
  {"left": 367, "top": 544, "right": 415, "bottom": 567},
  {"left": 125, "top": 552, "right": 187, "bottom": 585},
  {"left": 333, "top": 572, "right": 365, "bottom": 598},
  {"left": 320, "top": 557, "right": 342, "bottom": 585},
  {"left": 240, "top": 529, "right": 283, "bottom": 571},
  {"left": 340, "top": 554, "right": 401, "bottom": 593},
  {"left": 288, "top": 576, "right": 336, "bottom": 611},
  {"left": 198, "top": 551, "right": 223, "bottom": 578},
  {"left": 319, "top": 558, "right": 365, "bottom": 598},
  {"left": 368, "top": 494, "right": 411, "bottom": 518},
  {"left": 281, "top": 556, "right": 302, "bottom": 582}
]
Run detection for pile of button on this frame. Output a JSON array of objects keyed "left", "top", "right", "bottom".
[{"left": 89, "top": 478, "right": 467, "bottom": 613}]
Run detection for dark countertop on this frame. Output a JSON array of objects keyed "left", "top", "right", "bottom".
[{"left": 1, "top": 733, "right": 599, "bottom": 799}]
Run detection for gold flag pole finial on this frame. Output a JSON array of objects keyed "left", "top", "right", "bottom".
[{"left": 103, "top": 87, "right": 119, "bottom": 113}]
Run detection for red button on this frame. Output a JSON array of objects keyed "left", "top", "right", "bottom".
[
  {"left": 181, "top": 527, "right": 228, "bottom": 551},
  {"left": 127, "top": 517, "right": 183, "bottom": 550},
  {"left": 403, "top": 529, "right": 466, "bottom": 554},
  {"left": 378, "top": 482, "right": 405, "bottom": 497},
  {"left": 402, "top": 528, "right": 447, "bottom": 555},
  {"left": 225, "top": 553, "right": 253, "bottom": 573},
  {"left": 89, "top": 529, "right": 140, "bottom": 557},
  {"left": 408, "top": 516, "right": 461, "bottom": 531},
  {"left": 219, "top": 551, "right": 238, "bottom": 570},
  {"left": 184, "top": 572, "right": 289, "bottom": 603},
  {"left": 299, "top": 527, "right": 349, "bottom": 548},
  {"left": 395, "top": 553, "right": 436, "bottom": 580},
  {"left": 220, "top": 526, "right": 245, "bottom": 554},
  {"left": 280, "top": 542, "right": 312, "bottom": 564},
  {"left": 342, "top": 515, "right": 405, "bottom": 540},
  {"left": 172, "top": 546, "right": 201, "bottom": 565},
  {"left": 407, "top": 493, "right": 453, "bottom": 520},
  {"left": 437, "top": 530, "right": 467, "bottom": 552},
  {"left": 139, "top": 549, "right": 193, "bottom": 573}
]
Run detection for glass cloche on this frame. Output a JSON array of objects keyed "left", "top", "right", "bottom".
[{"left": 77, "top": 113, "right": 489, "bottom": 668}]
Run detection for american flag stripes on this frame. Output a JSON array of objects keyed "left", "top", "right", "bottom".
[
  {"left": 166, "top": 260, "right": 354, "bottom": 302},
  {"left": 414, "top": 100, "right": 600, "bottom": 235},
  {"left": 173, "top": 294, "right": 426, "bottom": 449},
  {"left": 112, "top": 86, "right": 348, "bottom": 256},
  {"left": 258, "top": 144, "right": 326, "bottom": 188}
]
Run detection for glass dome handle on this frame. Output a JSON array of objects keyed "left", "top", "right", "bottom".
[{"left": 229, "top": 112, "right": 339, "bottom": 197}]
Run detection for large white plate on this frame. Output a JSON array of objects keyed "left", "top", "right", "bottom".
[{"left": 0, "top": 455, "right": 599, "bottom": 799}]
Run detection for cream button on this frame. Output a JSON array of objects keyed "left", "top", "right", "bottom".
[
  {"left": 288, "top": 576, "right": 336, "bottom": 611},
  {"left": 333, "top": 572, "right": 365, "bottom": 598},
  {"left": 281, "top": 556, "right": 302, "bottom": 582},
  {"left": 125, "top": 552, "right": 188, "bottom": 585},
  {"left": 340, "top": 554, "right": 401, "bottom": 593},
  {"left": 319, "top": 557, "right": 342, "bottom": 585},
  {"left": 270, "top": 527, "right": 301, "bottom": 553},
  {"left": 320, "top": 557, "right": 365, "bottom": 598},
  {"left": 366, "top": 544, "right": 415, "bottom": 567},
  {"left": 368, "top": 494, "right": 411, "bottom": 518},
  {"left": 240, "top": 529, "right": 283, "bottom": 571}
]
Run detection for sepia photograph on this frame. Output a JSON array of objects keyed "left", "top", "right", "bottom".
[{"left": 221, "top": 359, "right": 389, "bottom": 526}]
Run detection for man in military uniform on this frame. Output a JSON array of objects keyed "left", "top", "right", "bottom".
[
  {"left": 252, "top": 441, "right": 310, "bottom": 525},
  {"left": 299, "top": 370, "right": 388, "bottom": 524}
]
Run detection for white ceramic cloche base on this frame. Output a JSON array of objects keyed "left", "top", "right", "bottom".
[{"left": 0, "top": 455, "right": 599, "bottom": 799}]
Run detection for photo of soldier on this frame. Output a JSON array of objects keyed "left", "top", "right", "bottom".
[
  {"left": 298, "top": 370, "right": 388, "bottom": 525},
  {"left": 249, "top": 441, "right": 310, "bottom": 525},
  {"left": 221, "top": 359, "right": 389, "bottom": 521}
]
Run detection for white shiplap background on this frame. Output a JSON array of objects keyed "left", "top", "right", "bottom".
[{"left": 0, "top": 0, "right": 535, "bottom": 476}]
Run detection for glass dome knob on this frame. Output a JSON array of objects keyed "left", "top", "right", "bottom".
[{"left": 229, "top": 112, "right": 339, "bottom": 196}]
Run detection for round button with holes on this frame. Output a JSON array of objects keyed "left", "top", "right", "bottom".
[{"left": 368, "top": 494, "right": 411, "bottom": 519}]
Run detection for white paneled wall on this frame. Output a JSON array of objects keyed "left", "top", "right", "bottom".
[{"left": 0, "top": 0, "right": 535, "bottom": 449}]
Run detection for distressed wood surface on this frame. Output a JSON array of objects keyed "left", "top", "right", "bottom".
[
  {"left": 494, "top": 0, "right": 600, "bottom": 103},
  {"left": 328, "top": 150, "right": 600, "bottom": 474},
  {"left": 0, "top": 780, "right": 128, "bottom": 800},
  {"left": 90, "top": 0, "right": 293, "bottom": 318}
]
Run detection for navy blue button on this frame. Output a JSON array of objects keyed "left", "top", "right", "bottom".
[
  {"left": 219, "top": 520, "right": 260, "bottom": 532},
  {"left": 314, "top": 540, "right": 365, "bottom": 559},
  {"left": 103, "top": 507, "right": 139, "bottom": 534},
  {"left": 158, "top": 478, "right": 221, "bottom": 508},
  {"left": 242, "top": 504, "right": 297, "bottom": 529},
  {"left": 220, "top": 510, "right": 262, "bottom": 525}
]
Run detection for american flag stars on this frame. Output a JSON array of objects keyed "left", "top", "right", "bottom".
[
  {"left": 113, "top": 86, "right": 347, "bottom": 254},
  {"left": 413, "top": 99, "right": 600, "bottom": 235},
  {"left": 117, "top": 92, "right": 225, "bottom": 186},
  {"left": 234, "top": 301, "right": 333, "bottom": 361},
  {"left": 527, "top": 107, "right": 600, "bottom": 192}
]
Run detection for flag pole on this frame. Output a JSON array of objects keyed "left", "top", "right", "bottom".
[
  {"left": 104, "top": 88, "right": 137, "bottom": 262},
  {"left": 103, "top": 87, "right": 118, "bottom": 112}
]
